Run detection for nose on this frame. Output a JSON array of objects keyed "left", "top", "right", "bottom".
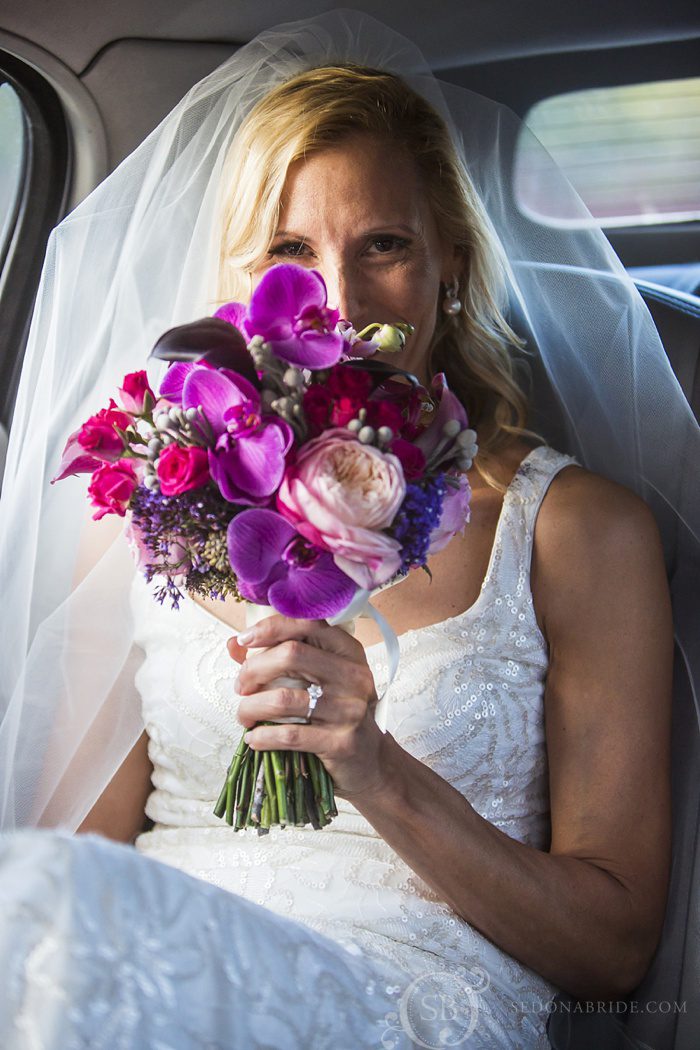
[{"left": 320, "top": 263, "right": 364, "bottom": 325}]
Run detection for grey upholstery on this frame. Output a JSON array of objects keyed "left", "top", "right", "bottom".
[{"left": 509, "top": 279, "right": 700, "bottom": 1050}]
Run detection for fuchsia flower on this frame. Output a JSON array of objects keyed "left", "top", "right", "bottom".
[
  {"left": 428, "top": 473, "right": 472, "bottom": 554},
  {"left": 414, "top": 373, "right": 469, "bottom": 460},
  {"left": 389, "top": 438, "right": 426, "bottom": 481},
  {"left": 181, "top": 366, "right": 293, "bottom": 505},
  {"left": 156, "top": 445, "right": 210, "bottom": 496},
  {"left": 213, "top": 301, "right": 249, "bottom": 333},
  {"left": 118, "top": 370, "right": 155, "bottom": 414},
  {"left": 87, "top": 459, "right": 138, "bottom": 520},
  {"left": 244, "top": 265, "right": 345, "bottom": 369},
  {"left": 52, "top": 399, "right": 132, "bottom": 482},
  {"left": 227, "top": 508, "right": 356, "bottom": 619}
]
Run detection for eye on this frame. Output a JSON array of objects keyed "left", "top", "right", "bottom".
[
  {"left": 367, "top": 236, "right": 411, "bottom": 255},
  {"left": 269, "top": 241, "right": 311, "bottom": 258}
]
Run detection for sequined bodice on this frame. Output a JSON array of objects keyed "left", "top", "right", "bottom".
[{"left": 131, "top": 444, "right": 577, "bottom": 1010}]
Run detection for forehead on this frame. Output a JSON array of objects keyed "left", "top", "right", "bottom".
[{"left": 277, "top": 134, "right": 432, "bottom": 233}]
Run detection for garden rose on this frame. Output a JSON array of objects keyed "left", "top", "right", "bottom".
[
  {"left": 156, "top": 445, "right": 210, "bottom": 496},
  {"left": 277, "top": 428, "right": 406, "bottom": 589},
  {"left": 118, "top": 370, "right": 155, "bottom": 414},
  {"left": 88, "top": 459, "right": 138, "bottom": 520},
  {"left": 79, "top": 400, "right": 131, "bottom": 459}
]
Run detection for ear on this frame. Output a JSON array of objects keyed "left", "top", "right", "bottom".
[{"left": 440, "top": 244, "right": 462, "bottom": 287}]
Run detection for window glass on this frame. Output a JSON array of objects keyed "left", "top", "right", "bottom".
[
  {"left": 0, "top": 82, "right": 25, "bottom": 258},
  {"left": 516, "top": 77, "right": 700, "bottom": 229}
]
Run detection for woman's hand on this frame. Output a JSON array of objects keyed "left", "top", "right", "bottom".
[{"left": 227, "top": 615, "right": 389, "bottom": 801}]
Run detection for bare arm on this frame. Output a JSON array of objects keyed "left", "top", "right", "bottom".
[
  {"left": 350, "top": 468, "right": 673, "bottom": 1000},
  {"left": 77, "top": 729, "right": 154, "bottom": 844}
]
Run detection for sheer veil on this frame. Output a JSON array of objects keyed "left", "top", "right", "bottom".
[{"left": 0, "top": 10, "right": 697, "bottom": 1044}]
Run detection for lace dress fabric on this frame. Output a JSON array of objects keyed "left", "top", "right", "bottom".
[{"left": 0, "top": 444, "right": 579, "bottom": 1049}]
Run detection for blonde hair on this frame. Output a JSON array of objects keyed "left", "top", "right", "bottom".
[{"left": 216, "top": 65, "right": 542, "bottom": 492}]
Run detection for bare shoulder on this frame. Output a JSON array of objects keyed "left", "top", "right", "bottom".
[{"left": 531, "top": 461, "right": 671, "bottom": 642}]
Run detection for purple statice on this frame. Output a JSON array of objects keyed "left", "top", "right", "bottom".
[
  {"left": 129, "top": 483, "right": 238, "bottom": 608},
  {"left": 389, "top": 474, "right": 447, "bottom": 576}
]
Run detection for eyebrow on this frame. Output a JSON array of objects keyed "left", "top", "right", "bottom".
[{"left": 272, "top": 223, "right": 419, "bottom": 240}]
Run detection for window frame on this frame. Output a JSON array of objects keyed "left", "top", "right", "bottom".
[{"left": 0, "top": 50, "right": 70, "bottom": 434}]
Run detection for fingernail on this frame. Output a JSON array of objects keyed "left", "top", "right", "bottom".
[{"left": 236, "top": 629, "right": 255, "bottom": 646}]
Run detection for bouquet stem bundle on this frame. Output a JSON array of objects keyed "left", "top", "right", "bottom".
[{"left": 213, "top": 731, "right": 337, "bottom": 833}]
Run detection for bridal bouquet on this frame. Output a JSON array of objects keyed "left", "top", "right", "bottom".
[{"left": 53, "top": 263, "right": 477, "bottom": 832}]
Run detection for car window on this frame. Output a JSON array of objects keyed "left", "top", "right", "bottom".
[
  {"left": 516, "top": 77, "right": 700, "bottom": 229},
  {"left": 0, "top": 81, "right": 25, "bottom": 267}
]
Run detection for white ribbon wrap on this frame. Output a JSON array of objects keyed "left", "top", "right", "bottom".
[{"left": 243, "top": 576, "right": 407, "bottom": 733}]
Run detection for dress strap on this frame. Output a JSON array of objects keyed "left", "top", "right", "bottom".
[{"left": 481, "top": 445, "right": 581, "bottom": 604}]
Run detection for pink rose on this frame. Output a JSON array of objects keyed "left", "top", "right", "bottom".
[
  {"left": 156, "top": 445, "right": 210, "bottom": 496},
  {"left": 78, "top": 399, "right": 132, "bottom": 461},
  {"left": 428, "top": 472, "right": 472, "bottom": 554},
  {"left": 88, "top": 459, "right": 138, "bottom": 520},
  {"left": 277, "top": 428, "right": 406, "bottom": 590},
  {"left": 118, "top": 370, "right": 155, "bottom": 414}
]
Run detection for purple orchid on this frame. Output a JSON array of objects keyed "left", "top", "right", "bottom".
[
  {"left": 244, "top": 264, "right": 345, "bottom": 369},
  {"left": 213, "top": 301, "right": 249, "bottom": 333},
  {"left": 181, "top": 366, "right": 293, "bottom": 505},
  {"left": 227, "top": 508, "right": 357, "bottom": 619},
  {"left": 413, "top": 372, "right": 475, "bottom": 471}
]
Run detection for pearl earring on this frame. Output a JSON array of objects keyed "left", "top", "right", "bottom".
[{"left": 442, "top": 278, "right": 461, "bottom": 316}]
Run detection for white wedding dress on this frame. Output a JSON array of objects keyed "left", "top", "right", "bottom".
[{"left": 0, "top": 444, "right": 577, "bottom": 1049}]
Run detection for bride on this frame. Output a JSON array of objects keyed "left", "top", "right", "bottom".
[{"left": 0, "top": 12, "right": 694, "bottom": 1050}]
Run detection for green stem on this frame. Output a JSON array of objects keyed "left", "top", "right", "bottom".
[
  {"left": 263, "top": 751, "right": 278, "bottom": 825},
  {"left": 252, "top": 754, "right": 266, "bottom": 825},
  {"left": 307, "top": 751, "right": 322, "bottom": 803},
  {"left": 259, "top": 793, "right": 271, "bottom": 832},
  {"left": 234, "top": 751, "right": 253, "bottom": 831},
  {"left": 327, "top": 769, "right": 338, "bottom": 817},
  {"left": 318, "top": 760, "right": 332, "bottom": 818},
  {"left": 285, "top": 752, "right": 296, "bottom": 825},
  {"left": 269, "top": 749, "right": 288, "bottom": 826},
  {"left": 293, "top": 751, "right": 305, "bottom": 826},
  {"left": 214, "top": 732, "right": 249, "bottom": 820},
  {"left": 246, "top": 750, "right": 262, "bottom": 827}
]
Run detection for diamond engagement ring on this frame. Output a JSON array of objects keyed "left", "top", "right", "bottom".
[{"left": 305, "top": 683, "right": 323, "bottom": 723}]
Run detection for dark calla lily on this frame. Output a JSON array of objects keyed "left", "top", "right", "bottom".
[{"left": 150, "top": 317, "right": 258, "bottom": 386}]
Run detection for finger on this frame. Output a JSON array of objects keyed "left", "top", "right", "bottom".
[
  {"left": 236, "top": 639, "right": 373, "bottom": 701},
  {"left": 236, "top": 685, "right": 363, "bottom": 729},
  {"left": 244, "top": 720, "right": 340, "bottom": 756},
  {"left": 236, "top": 613, "right": 362, "bottom": 662},
  {"left": 227, "top": 635, "right": 249, "bottom": 665}
]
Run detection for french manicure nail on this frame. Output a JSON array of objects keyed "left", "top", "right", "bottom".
[{"left": 237, "top": 629, "right": 254, "bottom": 646}]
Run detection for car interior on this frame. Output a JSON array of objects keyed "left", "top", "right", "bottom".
[{"left": 1, "top": 3, "right": 698, "bottom": 1048}]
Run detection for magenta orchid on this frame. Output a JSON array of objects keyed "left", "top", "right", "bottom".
[
  {"left": 181, "top": 366, "right": 293, "bottom": 504},
  {"left": 241, "top": 264, "right": 345, "bottom": 369},
  {"left": 227, "top": 508, "right": 356, "bottom": 619}
]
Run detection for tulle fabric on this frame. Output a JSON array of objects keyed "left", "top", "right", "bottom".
[{"left": 0, "top": 10, "right": 697, "bottom": 1048}]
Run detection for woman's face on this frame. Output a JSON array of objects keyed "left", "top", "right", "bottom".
[{"left": 252, "top": 133, "right": 457, "bottom": 386}]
